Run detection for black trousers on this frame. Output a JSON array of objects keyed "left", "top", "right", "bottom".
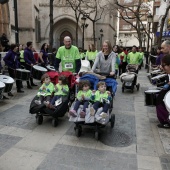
[
  {"left": 21, "top": 63, "right": 35, "bottom": 85},
  {"left": 8, "top": 67, "right": 22, "bottom": 90}
]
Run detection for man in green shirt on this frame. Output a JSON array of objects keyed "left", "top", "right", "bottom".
[
  {"left": 127, "top": 46, "right": 141, "bottom": 65},
  {"left": 55, "top": 36, "right": 81, "bottom": 73}
]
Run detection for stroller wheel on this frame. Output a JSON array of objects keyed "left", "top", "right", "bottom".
[
  {"left": 94, "top": 131, "right": 99, "bottom": 140},
  {"left": 52, "top": 118, "right": 58, "bottom": 127},
  {"left": 122, "top": 87, "right": 124, "bottom": 93},
  {"left": 136, "top": 83, "right": 140, "bottom": 91},
  {"left": 75, "top": 127, "right": 82, "bottom": 137},
  {"left": 36, "top": 115, "right": 43, "bottom": 125},
  {"left": 110, "top": 114, "right": 115, "bottom": 128}
]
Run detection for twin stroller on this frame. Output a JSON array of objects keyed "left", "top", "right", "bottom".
[
  {"left": 120, "top": 64, "right": 140, "bottom": 93},
  {"left": 29, "top": 71, "right": 76, "bottom": 127},
  {"left": 69, "top": 73, "right": 118, "bottom": 140}
]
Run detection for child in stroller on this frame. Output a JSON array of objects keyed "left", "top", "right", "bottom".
[
  {"left": 69, "top": 75, "right": 116, "bottom": 140},
  {"left": 90, "top": 81, "right": 112, "bottom": 119},
  {"left": 69, "top": 80, "right": 92, "bottom": 118},
  {"left": 34, "top": 73, "right": 54, "bottom": 105},
  {"left": 48, "top": 75, "right": 69, "bottom": 109},
  {"left": 120, "top": 64, "right": 140, "bottom": 93},
  {"left": 29, "top": 72, "right": 75, "bottom": 127}
]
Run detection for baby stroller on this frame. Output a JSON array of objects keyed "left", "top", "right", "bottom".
[
  {"left": 120, "top": 64, "right": 140, "bottom": 93},
  {"left": 29, "top": 71, "right": 76, "bottom": 127},
  {"left": 69, "top": 73, "right": 117, "bottom": 140}
]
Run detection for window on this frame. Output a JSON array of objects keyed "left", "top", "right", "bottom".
[
  {"left": 155, "top": 7, "right": 159, "bottom": 15},
  {"left": 122, "top": 25, "right": 131, "bottom": 30}
]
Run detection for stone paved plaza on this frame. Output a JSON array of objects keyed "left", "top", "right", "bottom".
[{"left": 0, "top": 68, "right": 170, "bottom": 170}]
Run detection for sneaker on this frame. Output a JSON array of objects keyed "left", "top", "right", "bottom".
[
  {"left": 17, "top": 90, "right": 24, "bottom": 93},
  {"left": 8, "top": 92, "right": 14, "bottom": 96},
  {"left": 49, "top": 104, "right": 55, "bottom": 110},
  {"left": 69, "top": 110, "right": 77, "bottom": 117},
  {"left": 35, "top": 100, "right": 41, "bottom": 105},
  {"left": 157, "top": 123, "right": 170, "bottom": 129},
  {"left": 43, "top": 101, "right": 50, "bottom": 106},
  {"left": 90, "top": 107, "right": 95, "bottom": 116},
  {"left": 100, "top": 112, "right": 108, "bottom": 118},
  {"left": 31, "top": 83, "right": 38, "bottom": 86},
  {"left": 27, "top": 85, "right": 33, "bottom": 89},
  {"left": 80, "top": 111, "right": 86, "bottom": 118}
]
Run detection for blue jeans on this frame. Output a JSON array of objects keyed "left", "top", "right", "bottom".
[
  {"left": 93, "top": 101, "right": 109, "bottom": 113},
  {"left": 74, "top": 100, "right": 89, "bottom": 112},
  {"left": 50, "top": 95, "right": 62, "bottom": 105}
]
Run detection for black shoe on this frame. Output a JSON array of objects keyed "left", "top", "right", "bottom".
[
  {"left": 17, "top": 90, "right": 24, "bottom": 93},
  {"left": 27, "top": 85, "right": 33, "bottom": 89},
  {"left": 8, "top": 92, "right": 14, "bottom": 96},
  {"left": 3, "top": 95, "right": 9, "bottom": 99},
  {"left": 31, "top": 83, "right": 38, "bottom": 86},
  {"left": 157, "top": 123, "right": 170, "bottom": 129}
]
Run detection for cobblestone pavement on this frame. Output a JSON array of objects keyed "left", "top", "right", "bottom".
[{"left": 0, "top": 68, "right": 170, "bottom": 170}]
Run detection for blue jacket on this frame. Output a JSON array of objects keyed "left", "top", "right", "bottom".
[
  {"left": 80, "top": 74, "right": 99, "bottom": 90},
  {"left": 3, "top": 50, "right": 20, "bottom": 69},
  {"left": 24, "top": 48, "right": 36, "bottom": 65},
  {"left": 102, "top": 78, "right": 118, "bottom": 94},
  {"left": 80, "top": 74, "right": 118, "bottom": 94}
]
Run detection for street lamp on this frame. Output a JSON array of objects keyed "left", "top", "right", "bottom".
[
  {"left": 100, "top": 29, "right": 103, "bottom": 48},
  {"left": 81, "top": 15, "right": 88, "bottom": 51},
  {"left": 119, "top": 39, "right": 123, "bottom": 46},
  {"left": 146, "top": 13, "right": 153, "bottom": 73}
]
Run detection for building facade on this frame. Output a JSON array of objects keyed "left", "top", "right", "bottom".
[{"left": 0, "top": 0, "right": 117, "bottom": 51}]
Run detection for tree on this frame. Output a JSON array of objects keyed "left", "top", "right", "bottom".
[
  {"left": 49, "top": 0, "right": 54, "bottom": 52},
  {"left": 66, "top": 0, "right": 83, "bottom": 46},
  {"left": 108, "top": 0, "right": 152, "bottom": 47},
  {"left": 157, "top": 4, "right": 170, "bottom": 46},
  {"left": 79, "top": 0, "right": 106, "bottom": 45}
]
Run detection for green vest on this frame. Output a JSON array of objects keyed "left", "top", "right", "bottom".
[
  {"left": 77, "top": 89, "right": 92, "bottom": 100},
  {"left": 37, "top": 82, "right": 54, "bottom": 96},
  {"left": 56, "top": 45, "right": 80, "bottom": 73},
  {"left": 54, "top": 84, "right": 69, "bottom": 96},
  {"left": 94, "top": 90, "right": 109, "bottom": 102},
  {"left": 127, "top": 52, "right": 141, "bottom": 64},
  {"left": 20, "top": 50, "right": 25, "bottom": 63},
  {"left": 86, "top": 50, "right": 97, "bottom": 61}
]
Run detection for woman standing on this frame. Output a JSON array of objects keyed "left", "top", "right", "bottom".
[
  {"left": 92, "top": 40, "right": 116, "bottom": 77},
  {"left": 3, "top": 44, "right": 24, "bottom": 93},
  {"left": 156, "top": 54, "right": 170, "bottom": 128},
  {"left": 86, "top": 44, "right": 98, "bottom": 68},
  {"left": 38, "top": 43, "right": 49, "bottom": 67}
]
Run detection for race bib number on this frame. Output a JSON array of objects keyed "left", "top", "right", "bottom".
[
  {"left": 65, "top": 63, "right": 73, "bottom": 69},
  {"left": 37, "top": 92, "right": 46, "bottom": 96}
]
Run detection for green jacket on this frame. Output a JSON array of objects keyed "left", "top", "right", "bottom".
[
  {"left": 56, "top": 45, "right": 80, "bottom": 72},
  {"left": 20, "top": 50, "right": 25, "bottom": 63},
  {"left": 77, "top": 89, "right": 92, "bottom": 101},
  {"left": 54, "top": 84, "right": 69, "bottom": 96},
  {"left": 86, "top": 50, "right": 98, "bottom": 61},
  {"left": 92, "top": 90, "right": 111, "bottom": 102},
  {"left": 119, "top": 52, "right": 127, "bottom": 62},
  {"left": 127, "top": 52, "right": 141, "bottom": 64},
  {"left": 37, "top": 82, "right": 54, "bottom": 96}
]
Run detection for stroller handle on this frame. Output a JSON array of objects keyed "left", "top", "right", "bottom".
[{"left": 94, "top": 71, "right": 117, "bottom": 79}]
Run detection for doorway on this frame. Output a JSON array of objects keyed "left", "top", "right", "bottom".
[{"left": 60, "top": 31, "right": 73, "bottom": 46}]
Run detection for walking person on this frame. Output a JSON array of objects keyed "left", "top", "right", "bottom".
[
  {"left": 92, "top": 40, "right": 116, "bottom": 78},
  {"left": 38, "top": 43, "right": 49, "bottom": 67},
  {"left": 3, "top": 44, "right": 24, "bottom": 93},
  {"left": 55, "top": 36, "right": 81, "bottom": 73},
  {"left": 19, "top": 44, "right": 32, "bottom": 89},
  {"left": 24, "top": 41, "right": 37, "bottom": 87},
  {"left": 86, "top": 44, "right": 98, "bottom": 68}
]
